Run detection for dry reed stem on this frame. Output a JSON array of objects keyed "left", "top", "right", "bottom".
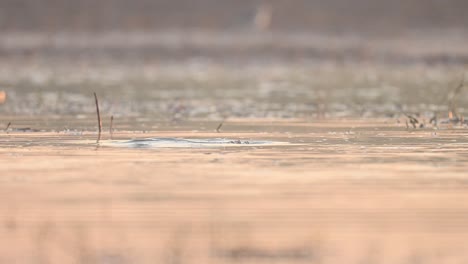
[
  {"left": 447, "top": 76, "right": 465, "bottom": 120},
  {"left": 5, "top": 122, "right": 11, "bottom": 133},
  {"left": 93, "top": 92, "right": 102, "bottom": 143},
  {"left": 109, "top": 115, "right": 114, "bottom": 139},
  {"left": 216, "top": 121, "right": 224, "bottom": 133}
]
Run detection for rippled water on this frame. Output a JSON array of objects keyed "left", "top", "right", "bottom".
[
  {"left": 1, "top": 32, "right": 468, "bottom": 264},
  {"left": 1, "top": 115, "right": 468, "bottom": 264}
]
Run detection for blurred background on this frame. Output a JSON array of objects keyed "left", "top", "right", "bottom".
[
  {"left": 1, "top": 0, "right": 467, "bottom": 34},
  {"left": 0, "top": 0, "right": 467, "bottom": 122}
]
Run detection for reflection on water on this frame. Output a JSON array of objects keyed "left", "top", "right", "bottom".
[
  {"left": 0, "top": 30, "right": 467, "bottom": 263},
  {"left": 1, "top": 119, "right": 468, "bottom": 263}
]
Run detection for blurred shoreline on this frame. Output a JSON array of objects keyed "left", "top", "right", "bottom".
[{"left": 1, "top": 30, "right": 468, "bottom": 64}]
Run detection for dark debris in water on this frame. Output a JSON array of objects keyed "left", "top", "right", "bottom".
[{"left": 9, "top": 127, "right": 41, "bottom": 132}]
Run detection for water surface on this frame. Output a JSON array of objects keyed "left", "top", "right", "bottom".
[{"left": 1, "top": 119, "right": 468, "bottom": 263}]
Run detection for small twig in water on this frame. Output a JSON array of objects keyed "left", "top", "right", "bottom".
[
  {"left": 93, "top": 92, "right": 102, "bottom": 143},
  {"left": 5, "top": 122, "right": 11, "bottom": 133},
  {"left": 109, "top": 115, "right": 114, "bottom": 139},
  {"left": 216, "top": 121, "right": 224, "bottom": 133}
]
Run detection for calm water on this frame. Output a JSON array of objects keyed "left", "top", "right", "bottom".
[
  {"left": 1, "top": 119, "right": 468, "bottom": 263},
  {"left": 1, "top": 32, "right": 468, "bottom": 263}
]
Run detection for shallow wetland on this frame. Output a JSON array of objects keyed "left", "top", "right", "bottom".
[{"left": 1, "top": 31, "right": 468, "bottom": 263}]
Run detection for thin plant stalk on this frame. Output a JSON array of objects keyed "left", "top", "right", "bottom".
[{"left": 94, "top": 92, "right": 102, "bottom": 143}]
